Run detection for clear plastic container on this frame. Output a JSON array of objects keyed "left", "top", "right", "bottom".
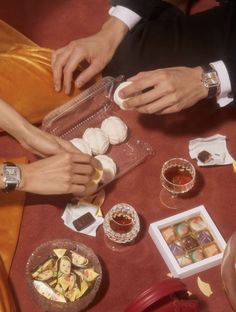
[{"left": 42, "top": 77, "right": 154, "bottom": 187}]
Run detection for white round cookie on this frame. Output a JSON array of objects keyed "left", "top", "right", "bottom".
[
  {"left": 113, "top": 81, "right": 133, "bottom": 110},
  {"left": 101, "top": 116, "right": 128, "bottom": 145},
  {"left": 95, "top": 155, "right": 117, "bottom": 184},
  {"left": 83, "top": 128, "right": 109, "bottom": 155},
  {"left": 70, "top": 138, "right": 92, "bottom": 155}
]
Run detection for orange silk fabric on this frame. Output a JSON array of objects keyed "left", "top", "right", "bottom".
[
  {"left": 0, "top": 19, "right": 78, "bottom": 310},
  {"left": 0, "top": 19, "right": 80, "bottom": 124},
  {"left": 0, "top": 256, "right": 17, "bottom": 312},
  {"left": 0, "top": 157, "right": 27, "bottom": 312},
  {"left": 0, "top": 157, "right": 27, "bottom": 274}
]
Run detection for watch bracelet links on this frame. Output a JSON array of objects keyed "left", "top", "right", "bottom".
[{"left": 201, "top": 64, "right": 220, "bottom": 98}]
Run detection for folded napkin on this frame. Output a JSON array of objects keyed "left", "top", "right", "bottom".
[
  {"left": 62, "top": 202, "right": 104, "bottom": 237},
  {"left": 189, "top": 134, "right": 234, "bottom": 166}
]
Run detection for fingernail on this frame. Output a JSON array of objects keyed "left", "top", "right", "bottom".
[
  {"left": 55, "top": 86, "right": 60, "bottom": 92},
  {"left": 119, "top": 91, "right": 124, "bottom": 98},
  {"left": 65, "top": 88, "right": 70, "bottom": 95},
  {"left": 76, "top": 81, "right": 83, "bottom": 88}
]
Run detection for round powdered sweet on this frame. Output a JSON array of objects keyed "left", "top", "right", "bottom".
[
  {"left": 70, "top": 138, "right": 92, "bottom": 155},
  {"left": 95, "top": 155, "right": 117, "bottom": 184},
  {"left": 101, "top": 116, "right": 128, "bottom": 145},
  {"left": 83, "top": 128, "right": 109, "bottom": 155},
  {"left": 113, "top": 81, "right": 133, "bottom": 110}
]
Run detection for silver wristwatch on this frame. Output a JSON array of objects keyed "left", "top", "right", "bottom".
[
  {"left": 2, "top": 162, "right": 22, "bottom": 192},
  {"left": 201, "top": 64, "right": 220, "bottom": 98}
]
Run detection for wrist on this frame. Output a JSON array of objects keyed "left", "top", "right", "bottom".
[
  {"left": 17, "top": 164, "right": 27, "bottom": 192},
  {"left": 193, "top": 66, "right": 209, "bottom": 99},
  {"left": 0, "top": 99, "right": 30, "bottom": 139},
  {"left": 0, "top": 165, "right": 4, "bottom": 189},
  {"left": 100, "top": 16, "right": 128, "bottom": 49}
]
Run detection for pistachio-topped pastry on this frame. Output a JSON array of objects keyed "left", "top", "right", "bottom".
[
  {"left": 59, "top": 256, "right": 72, "bottom": 275},
  {"left": 71, "top": 251, "right": 88, "bottom": 267},
  {"left": 31, "top": 248, "right": 100, "bottom": 303}
]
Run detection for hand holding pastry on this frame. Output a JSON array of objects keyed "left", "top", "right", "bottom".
[
  {"left": 119, "top": 67, "right": 208, "bottom": 114},
  {"left": 18, "top": 153, "right": 101, "bottom": 196}
]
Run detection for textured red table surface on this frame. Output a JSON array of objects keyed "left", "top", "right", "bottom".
[{"left": 1, "top": 1, "right": 235, "bottom": 311}]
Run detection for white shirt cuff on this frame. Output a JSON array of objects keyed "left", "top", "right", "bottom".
[
  {"left": 210, "top": 60, "right": 233, "bottom": 107},
  {"left": 109, "top": 6, "right": 141, "bottom": 30}
]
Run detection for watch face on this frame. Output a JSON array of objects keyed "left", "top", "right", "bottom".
[
  {"left": 203, "top": 72, "right": 219, "bottom": 88},
  {"left": 5, "top": 167, "right": 19, "bottom": 182},
  {"left": 3, "top": 164, "right": 21, "bottom": 187}
]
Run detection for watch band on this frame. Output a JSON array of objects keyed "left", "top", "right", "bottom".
[{"left": 201, "top": 64, "right": 219, "bottom": 98}]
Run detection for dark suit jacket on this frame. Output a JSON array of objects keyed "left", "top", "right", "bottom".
[{"left": 110, "top": 0, "right": 236, "bottom": 100}]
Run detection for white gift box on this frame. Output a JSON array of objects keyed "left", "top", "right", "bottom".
[{"left": 148, "top": 205, "right": 226, "bottom": 279}]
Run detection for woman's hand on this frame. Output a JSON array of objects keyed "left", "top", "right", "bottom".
[
  {"left": 0, "top": 98, "right": 79, "bottom": 157},
  {"left": 120, "top": 66, "right": 208, "bottom": 114},
  {"left": 52, "top": 17, "right": 128, "bottom": 94},
  {"left": 19, "top": 153, "right": 101, "bottom": 197},
  {"left": 17, "top": 124, "right": 79, "bottom": 157}
]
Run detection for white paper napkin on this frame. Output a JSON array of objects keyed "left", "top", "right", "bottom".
[
  {"left": 189, "top": 134, "right": 234, "bottom": 166},
  {"left": 62, "top": 201, "right": 104, "bottom": 237}
]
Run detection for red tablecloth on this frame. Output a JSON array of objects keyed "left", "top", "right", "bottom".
[
  {"left": 3, "top": 101, "right": 236, "bottom": 312},
  {"left": 0, "top": 1, "right": 233, "bottom": 311}
]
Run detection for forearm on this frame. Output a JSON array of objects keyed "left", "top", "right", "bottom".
[
  {"left": 0, "top": 98, "right": 32, "bottom": 140},
  {"left": 99, "top": 16, "right": 129, "bottom": 51}
]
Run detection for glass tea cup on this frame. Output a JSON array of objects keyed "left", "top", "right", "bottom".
[
  {"left": 103, "top": 203, "right": 140, "bottom": 251},
  {"left": 160, "top": 158, "right": 196, "bottom": 209}
]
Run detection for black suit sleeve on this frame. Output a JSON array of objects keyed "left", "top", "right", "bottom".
[
  {"left": 110, "top": 0, "right": 164, "bottom": 19},
  {"left": 107, "top": 2, "right": 236, "bottom": 103}
]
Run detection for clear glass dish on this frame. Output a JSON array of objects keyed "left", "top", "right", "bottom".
[
  {"left": 42, "top": 77, "right": 154, "bottom": 189},
  {"left": 26, "top": 239, "right": 102, "bottom": 312}
]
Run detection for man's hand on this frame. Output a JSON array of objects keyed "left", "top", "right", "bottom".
[
  {"left": 52, "top": 17, "right": 128, "bottom": 94},
  {"left": 120, "top": 67, "right": 208, "bottom": 114},
  {"left": 19, "top": 153, "right": 101, "bottom": 197}
]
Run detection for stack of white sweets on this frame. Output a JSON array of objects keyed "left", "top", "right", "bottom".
[{"left": 70, "top": 116, "right": 128, "bottom": 184}]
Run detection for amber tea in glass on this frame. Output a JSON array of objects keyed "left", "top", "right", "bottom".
[
  {"left": 160, "top": 158, "right": 196, "bottom": 209},
  {"left": 103, "top": 203, "right": 140, "bottom": 251},
  {"left": 110, "top": 212, "right": 134, "bottom": 234}
]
